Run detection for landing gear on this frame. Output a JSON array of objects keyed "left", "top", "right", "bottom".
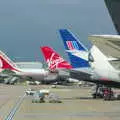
[{"left": 92, "top": 84, "right": 104, "bottom": 99}]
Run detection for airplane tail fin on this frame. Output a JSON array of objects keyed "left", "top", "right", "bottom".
[
  {"left": 59, "top": 29, "right": 88, "bottom": 51},
  {"left": 0, "top": 51, "right": 18, "bottom": 71},
  {"left": 59, "top": 29, "right": 90, "bottom": 68},
  {"left": 104, "top": 0, "right": 120, "bottom": 34},
  {"left": 40, "top": 46, "right": 72, "bottom": 71}
]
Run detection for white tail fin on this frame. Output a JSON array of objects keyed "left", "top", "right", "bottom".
[{"left": 90, "top": 45, "right": 114, "bottom": 70}]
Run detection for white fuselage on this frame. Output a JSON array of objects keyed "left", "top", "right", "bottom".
[
  {"left": 13, "top": 68, "right": 49, "bottom": 81},
  {"left": 90, "top": 45, "right": 120, "bottom": 81}
]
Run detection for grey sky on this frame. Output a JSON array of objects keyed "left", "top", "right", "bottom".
[{"left": 0, "top": 0, "right": 116, "bottom": 62}]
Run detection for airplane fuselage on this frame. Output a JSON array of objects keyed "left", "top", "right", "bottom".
[{"left": 13, "top": 68, "right": 49, "bottom": 81}]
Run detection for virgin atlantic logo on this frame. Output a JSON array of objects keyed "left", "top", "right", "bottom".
[{"left": 47, "top": 53, "right": 64, "bottom": 69}]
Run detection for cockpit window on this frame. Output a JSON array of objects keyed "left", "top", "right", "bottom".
[{"left": 109, "top": 60, "right": 120, "bottom": 70}]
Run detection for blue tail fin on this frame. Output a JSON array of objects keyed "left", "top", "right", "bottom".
[
  {"left": 59, "top": 29, "right": 90, "bottom": 68},
  {"left": 59, "top": 29, "right": 88, "bottom": 51}
]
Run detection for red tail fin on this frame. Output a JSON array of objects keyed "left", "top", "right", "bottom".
[
  {"left": 0, "top": 51, "right": 18, "bottom": 71},
  {"left": 40, "top": 46, "right": 72, "bottom": 71}
]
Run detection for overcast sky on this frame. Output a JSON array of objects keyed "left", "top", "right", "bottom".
[{"left": 0, "top": 0, "right": 116, "bottom": 62}]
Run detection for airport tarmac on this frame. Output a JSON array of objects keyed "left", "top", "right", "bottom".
[{"left": 0, "top": 84, "right": 120, "bottom": 120}]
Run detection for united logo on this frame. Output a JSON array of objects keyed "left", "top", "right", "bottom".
[{"left": 66, "top": 41, "right": 79, "bottom": 50}]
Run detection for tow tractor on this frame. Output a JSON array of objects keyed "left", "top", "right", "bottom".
[{"left": 91, "top": 85, "right": 115, "bottom": 100}]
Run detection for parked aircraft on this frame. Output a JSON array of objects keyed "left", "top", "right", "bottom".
[
  {"left": 40, "top": 46, "right": 72, "bottom": 71},
  {"left": 40, "top": 46, "right": 79, "bottom": 83},
  {"left": 0, "top": 50, "right": 50, "bottom": 82},
  {"left": 59, "top": 29, "right": 120, "bottom": 99}
]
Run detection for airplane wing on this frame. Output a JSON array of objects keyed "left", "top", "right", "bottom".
[
  {"left": 88, "top": 35, "right": 120, "bottom": 59},
  {"left": 104, "top": 0, "right": 120, "bottom": 34},
  {"left": 59, "top": 67, "right": 93, "bottom": 82},
  {"left": 69, "top": 69, "right": 92, "bottom": 80}
]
